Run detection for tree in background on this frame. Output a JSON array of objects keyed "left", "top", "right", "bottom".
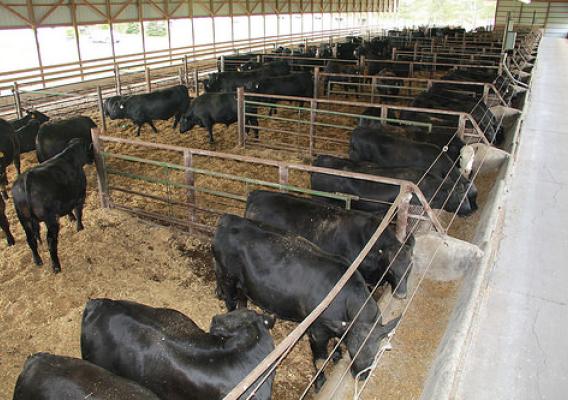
[{"left": 397, "top": 0, "right": 496, "bottom": 29}]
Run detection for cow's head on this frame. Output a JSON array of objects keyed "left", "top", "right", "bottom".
[
  {"left": 447, "top": 178, "right": 478, "bottom": 216},
  {"left": 342, "top": 315, "right": 400, "bottom": 379},
  {"left": 209, "top": 309, "right": 275, "bottom": 346},
  {"left": 382, "top": 233, "right": 415, "bottom": 300},
  {"left": 25, "top": 109, "right": 50, "bottom": 124},
  {"left": 103, "top": 96, "right": 127, "bottom": 119},
  {"left": 179, "top": 107, "right": 196, "bottom": 133},
  {"left": 67, "top": 138, "right": 94, "bottom": 166}
]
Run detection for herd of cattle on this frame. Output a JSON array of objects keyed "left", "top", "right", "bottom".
[{"left": 2, "top": 32, "right": 506, "bottom": 400}]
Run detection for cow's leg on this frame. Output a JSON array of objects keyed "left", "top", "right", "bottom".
[
  {"left": 172, "top": 113, "right": 181, "bottom": 129},
  {"left": 0, "top": 211, "right": 15, "bottom": 246},
  {"left": 148, "top": 121, "right": 158, "bottom": 134},
  {"left": 45, "top": 216, "right": 61, "bottom": 273},
  {"left": 74, "top": 202, "right": 85, "bottom": 232},
  {"left": 136, "top": 124, "right": 143, "bottom": 137},
  {"left": 16, "top": 211, "right": 42, "bottom": 266},
  {"left": 205, "top": 120, "right": 215, "bottom": 144},
  {"left": 214, "top": 260, "right": 238, "bottom": 310},
  {"left": 308, "top": 326, "right": 333, "bottom": 391}
]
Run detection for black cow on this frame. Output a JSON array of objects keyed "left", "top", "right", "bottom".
[
  {"left": 179, "top": 92, "right": 258, "bottom": 143},
  {"left": 0, "top": 196, "right": 15, "bottom": 246},
  {"left": 322, "top": 61, "right": 361, "bottom": 96},
  {"left": 204, "top": 69, "right": 275, "bottom": 93},
  {"left": 13, "top": 353, "right": 161, "bottom": 400},
  {"left": 15, "top": 119, "right": 42, "bottom": 154},
  {"left": 244, "top": 190, "right": 414, "bottom": 298},
  {"left": 213, "top": 214, "right": 400, "bottom": 390},
  {"left": 349, "top": 126, "right": 467, "bottom": 183},
  {"left": 239, "top": 60, "right": 291, "bottom": 75},
  {"left": 252, "top": 72, "right": 314, "bottom": 115},
  {"left": 0, "top": 118, "right": 20, "bottom": 199},
  {"left": 12, "top": 139, "right": 92, "bottom": 272},
  {"left": 36, "top": 116, "right": 96, "bottom": 163},
  {"left": 10, "top": 110, "right": 50, "bottom": 131},
  {"left": 311, "top": 155, "right": 477, "bottom": 216},
  {"left": 103, "top": 85, "right": 190, "bottom": 136},
  {"left": 335, "top": 42, "right": 359, "bottom": 60},
  {"left": 81, "top": 299, "right": 276, "bottom": 400}
]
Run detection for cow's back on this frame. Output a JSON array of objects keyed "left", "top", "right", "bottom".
[
  {"left": 36, "top": 116, "right": 95, "bottom": 162},
  {"left": 13, "top": 352, "right": 161, "bottom": 400}
]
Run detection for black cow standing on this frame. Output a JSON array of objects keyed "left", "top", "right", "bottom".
[
  {"left": 12, "top": 139, "right": 92, "bottom": 272},
  {"left": 179, "top": 92, "right": 258, "bottom": 143},
  {"left": 0, "top": 118, "right": 20, "bottom": 199},
  {"left": 213, "top": 214, "right": 399, "bottom": 391},
  {"left": 252, "top": 72, "right": 314, "bottom": 115},
  {"left": 103, "top": 85, "right": 190, "bottom": 136},
  {"left": 322, "top": 61, "right": 361, "bottom": 96},
  {"left": 81, "top": 299, "right": 276, "bottom": 400},
  {"left": 0, "top": 196, "right": 15, "bottom": 246},
  {"left": 13, "top": 353, "right": 161, "bottom": 400},
  {"left": 36, "top": 116, "right": 96, "bottom": 163},
  {"left": 244, "top": 190, "right": 414, "bottom": 298}
]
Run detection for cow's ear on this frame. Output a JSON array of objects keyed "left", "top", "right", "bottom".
[
  {"left": 262, "top": 314, "right": 276, "bottom": 329},
  {"left": 324, "top": 320, "right": 350, "bottom": 335}
]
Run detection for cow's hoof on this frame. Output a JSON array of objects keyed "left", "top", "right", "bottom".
[
  {"left": 7, "top": 237, "right": 15, "bottom": 246},
  {"left": 52, "top": 266, "right": 61, "bottom": 274},
  {"left": 33, "top": 257, "right": 43, "bottom": 266},
  {"left": 314, "top": 374, "right": 326, "bottom": 392},
  {"left": 77, "top": 225, "right": 84, "bottom": 232},
  {"left": 1, "top": 192, "right": 8, "bottom": 201},
  {"left": 393, "top": 288, "right": 407, "bottom": 300}
]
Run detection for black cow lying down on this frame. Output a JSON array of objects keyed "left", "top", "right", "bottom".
[
  {"left": 0, "top": 118, "right": 20, "bottom": 199},
  {"left": 36, "top": 116, "right": 96, "bottom": 163},
  {"left": 13, "top": 353, "right": 161, "bottom": 400},
  {"left": 213, "top": 214, "right": 400, "bottom": 391},
  {"left": 0, "top": 196, "right": 15, "bottom": 246},
  {"left": 311, "top": 155, "right": 477, "bottom": 216},
  {"left": 12, "top": 139, "right": 92, "bottom": 272},
  {"left": 180, "top": 92, "right": 258, "bottom": 143},
  {"left": 244, "top": 190, "right": 414, "bottom": 298},
  {"left": 349, "top": 126, "right": 469, "bottom": 182},
  {"left": 103, "top": 85, "right": 190, "bottom": 136},
  {"left": 81, "top": 299, "right": 275, "bottom": 400},
  {"left": 358, "top": 109, "right": 466, "bottom": 162}
]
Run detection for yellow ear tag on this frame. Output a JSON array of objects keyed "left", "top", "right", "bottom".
[{"left": 0, "top": 151, "right": 4, "bottom": 157}]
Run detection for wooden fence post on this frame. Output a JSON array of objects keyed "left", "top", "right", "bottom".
[
  {"left": 313, "top": 67, "right": 320, "bottom": 99},
  {"left": 96, "top": 86, "right": 107, "bottom": 133},
  {"left": 193, "top": 69, "right": 199, "bottom": 96},
  {"left": 278, "top": 165, "right": 289, "bottom": 192},
  {"left": 309, "top": 99, "right": 317, "bottom": 157},
  {"left": 12, "top": 82, "right": 23, "bottom": 119},
  {"left": 182, "top": 56, "right": 189, "bottom": 85},
  {"left": 90, "top": 128, "right": 110, "bottom": 209},
  {"left": 237, "top": 87, "right": 246, "bottom": 147},
  {"left": 184, "top": 150, "right": 197, "bottom": 232},
  {"left": 114, "top": 64, "right": 121, "bottom": 96},
  {"left": 145, "top": 67, "right": 151, "bottom": 93},
  {"left": 371, "top": 76, "right": 376, "bottom": 103}
]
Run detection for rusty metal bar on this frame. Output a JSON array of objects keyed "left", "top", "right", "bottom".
[
  {"left": 145, "top": 68, "right": 151, "bottom": 93},
  {"left": 237, "top": 86, "right": 246, "bottom": 147},
  {"left": 114, "top": 64, "right": 121, "bottom": 96},
  {"left": 91, "top": 128, "right": 110, "bottom": 208},
  {"left": 184, "top": 150, "right": 197, "bottom": 230},
  {"left": 96, "top": 86, "right": 107, "bottom": 133},
  {"left": 12, "top": 82, "right": 23, "bottom": 119}
]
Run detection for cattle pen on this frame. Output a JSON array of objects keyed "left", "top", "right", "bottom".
[{"left": 1, "top": 1, "right": 563, "bottom": 399}]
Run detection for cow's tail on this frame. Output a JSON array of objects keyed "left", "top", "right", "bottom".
[{"left": 23, "top": 173, "right": 41, "bottom": 243}]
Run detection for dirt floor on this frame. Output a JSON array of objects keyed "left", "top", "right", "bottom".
[{"left": 0, "top": 95, "right": 497, "bottom": 399}]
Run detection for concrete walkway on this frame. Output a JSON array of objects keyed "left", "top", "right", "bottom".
[{"left": 454, "top": 37, "right": 568, "bottom": 400}]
